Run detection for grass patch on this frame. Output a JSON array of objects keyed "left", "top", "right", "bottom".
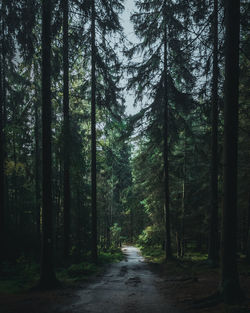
[
  {"left": 183, "top": 252, "right": 208, "bottom": 262},
  {"left": 138, "top": 245, "right": 165, "bottom": 263},
  {"left": 98, "top": 249, "right": 124, "bottom": 264}
]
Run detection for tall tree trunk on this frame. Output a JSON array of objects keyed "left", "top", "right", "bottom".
[
  {"left": 0, "top": 20, "right": 5, "bottom": 261},
  {"left": 34, "top": 70, "right": 41, "bottom": 254},
  {"left": 76, "top": 187, "right": 82, "bottom": 262},
  {"left": 0, "top": 1, "right": 7, "bottom": 261},
  {"left": 63, "top": 0, "right": 70, "bottom": 260},
  {"left": 246, "top": 191, "right": 250, "bottom": 263},
  {"left": 40, "top": 0, "right": 57, "bottom": 287},
  {"left": 208, "top": 0, "right": 219, "bottom": 267},
  {"left": 219, "top": 0, "right": 243, "bottom": 303},
  {"left": 91, "top": 0, "right": 97, "bottom": 263},
  {"left": 180, "top": 135, "right": 186, "bottom": 258},
  {"left": 163, "top": 1, "right": 172, "bottom": 260}
]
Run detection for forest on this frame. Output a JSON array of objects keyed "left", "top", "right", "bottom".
[{"left": 0, "top": 0, "right": 249, "bottom": 312}]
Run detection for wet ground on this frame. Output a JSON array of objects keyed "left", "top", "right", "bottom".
[{"left": 62, "top": 246, "right": 180, "bottom": 313}]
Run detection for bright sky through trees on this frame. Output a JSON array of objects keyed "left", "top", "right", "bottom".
[{"left": 121, "top": 0, "right": 140, "bottom": 116}]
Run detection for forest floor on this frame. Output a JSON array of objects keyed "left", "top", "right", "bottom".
[
  {"left": 0, "top": 246, "right": 249, "bottom": 313},
  {"left": 147, "top": 253, "right": 250, "bottom": 313}
]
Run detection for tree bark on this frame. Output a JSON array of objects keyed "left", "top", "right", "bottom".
[
  {"left": 0, "top": 19, "right": 4, "bottom": 261},
  {"left": 35, "top": 93, "right": 41, "bottom": 252},
  {"left": 219, "top": 0, "right": 243, "bottom": 303},
  {"left": 180, "top": 133, "right": 187, "bottom": 258},
  {"left": 91, "top": 0, "right": 97, "bottom": 263},
  {"left": 208, "top": 0, "right": 219, "bottom": 267},
  {"left": 63, "top": 0, "right": 71, "bottom": 260},
  {"left": 0, "top": 1, "right": 6, "bottom": 261},
  {"left": 246, "top": 191, "right": 250, "bottom": 263},
  {"left": 163, "top": 1, "right": 172, "bottom": 260},
  {"left": 33, "top": 64, "right": 41, "bottom": 255},
  {"left": 40, "top": 0, "right": 57, "bottom": 288}
]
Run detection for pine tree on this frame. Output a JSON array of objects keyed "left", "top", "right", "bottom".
[{"left": 75, "top": 0, "right": 124, "bottom": 262}]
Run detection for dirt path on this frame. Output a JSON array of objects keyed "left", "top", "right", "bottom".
[
  {"left": 62, "top": 246, "right": 180, "bottom": 313},
  {"left": 0, "top": 246, "right": 182, "bottom": 313}
]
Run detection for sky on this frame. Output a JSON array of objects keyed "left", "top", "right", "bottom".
[{"left": 120, "top": 0, "right": 140, "bottom": 116}]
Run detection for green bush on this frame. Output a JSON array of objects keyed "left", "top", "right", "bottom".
[{"left": 137, "top": 225, "right": 164, "bottom": 247}]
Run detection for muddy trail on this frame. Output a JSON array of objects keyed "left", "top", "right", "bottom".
[
  {"left": 62, "top": 246, "right": 180, "bottom": 313},
  {"left": 0, "top": 246, "right": 181, "bottom": 313}
]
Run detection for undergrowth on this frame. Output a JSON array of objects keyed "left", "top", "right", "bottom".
[{"left": 0, "top": 248, "right": 124, "bottom": 294}]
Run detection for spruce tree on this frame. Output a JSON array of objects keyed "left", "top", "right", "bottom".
[
  {"left": 75, "top": 0, "right": 124, "bottom": 262},
  {"left": 128, "top": 0, "right": 194, "bottom": 260}
]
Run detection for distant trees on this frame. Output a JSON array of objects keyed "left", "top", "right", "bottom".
[
  {"left": 128, "top": 0, "right": 195, "bottom": 260},
  {"left": 129, "top": 0, "right": 249, "bottom": 282},
  {"left": 73, "top": 0, "right": 125, "bottom": 262}
]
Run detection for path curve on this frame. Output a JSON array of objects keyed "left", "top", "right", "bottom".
[{"left": 63, "top": 246, "right": 180, "bottom": 313}]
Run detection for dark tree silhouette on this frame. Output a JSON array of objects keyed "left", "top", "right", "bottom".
[
  {"left": 0, "top": 32, "right": 4, "bottom": 260},
  {"left": 91, "top": 0, "right": 97, "bottom": 263},
  {"left": 63, "top": 0, "right": 71, "bottom": 260},
  {"left": 208, "top": 0, "right": 219, "bottom": 267},
  {"left": 163, "top": 0, "right": 172, "bottom": 260},
  {"left": 40, "top": 0, "right": 57, "bottom": 288},
  {"left": 220, "top": 0, "right": 243, "bottom": 304},
  {"left": 0, "top": 1, "right": 6, "bottom": 261},
  {"left": 34, "top": 65, "right": 41, "bottom": 251}
]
